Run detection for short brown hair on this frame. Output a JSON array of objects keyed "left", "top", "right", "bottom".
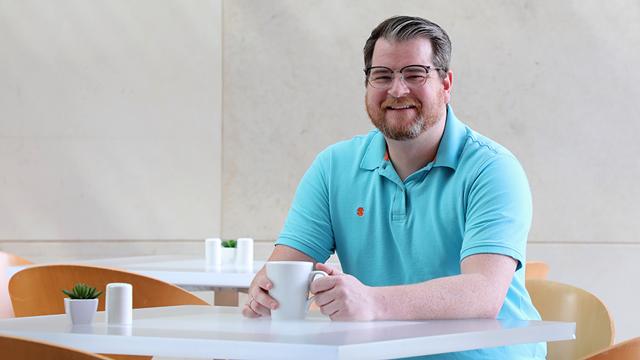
[{"left": 364, "top": 16, "right": 451, "bottom": 78}]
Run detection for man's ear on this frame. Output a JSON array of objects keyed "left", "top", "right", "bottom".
[{"left": 442, "top": 70, "right": 453, "bottom": 104}]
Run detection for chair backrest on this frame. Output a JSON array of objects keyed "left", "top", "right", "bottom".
[
  {"left": 1, "top": 251, "right": 33, "bottom": 318},
  {"left": 525, "top": 260, "right": 550, "bottom": 280},
  {"left": 0, "top": 333, "right": 111, "bottom": 360},
  {"left": 526, "top": 279, "right": 615, "bottom": 360},
  {"left": 0, "top": 252, "right": 31, "bottom": 267},
  {"left": 583, "top": 337, "right": 640, "bottom": 360},
  {"left": 9, "top": 264, "right": 208, "bottom": 317}
]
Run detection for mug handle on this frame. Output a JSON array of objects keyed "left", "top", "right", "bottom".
[{"left": 306, "top": 270, "right": 328, "bottom": 312}]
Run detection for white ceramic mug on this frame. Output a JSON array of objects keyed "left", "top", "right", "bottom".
[{"left": 266, "top": 261, "right": 327, "bottom": 320}]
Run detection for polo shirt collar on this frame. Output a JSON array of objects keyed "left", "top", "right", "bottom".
[
  {"left": 360, "top": 105, "right": 466, "bottom": 171},
  {"left": 433, "top": 105, "right": 466, "bottom": 170},
  {"left": 360, "top": 130, "right": 388, "bottom": 170}
]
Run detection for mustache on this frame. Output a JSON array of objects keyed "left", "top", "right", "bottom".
[{"left": 381, "top": 97, "right": 420, "bottom": 109}]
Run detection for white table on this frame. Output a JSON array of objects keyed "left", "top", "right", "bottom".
[
  {"left": 8, "top": 255, "right": 264, "bottom": 306},
  {"left": 0, "top": 305, "right": 575, "bottom": 359},
  {"left": 68, "top": 255, "right": 262, "bottom": 290}
]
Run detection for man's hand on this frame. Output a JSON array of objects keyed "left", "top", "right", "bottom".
[
  {"left": 311, "top": 263, "right": 379, "bottom": 321},
  {"left": 242, "top": 244, "right": 318, "bottom": 318},
  {"left": 242, "top": 267, "right": 278, "bottom": 318}
]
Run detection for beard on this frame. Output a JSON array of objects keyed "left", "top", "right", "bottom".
[{"left": 366, "top": 92, "right": 443, "bottom": 141}]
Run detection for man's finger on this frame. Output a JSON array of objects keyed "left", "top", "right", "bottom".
[
  {"left": 310, "top": 274, "right": 336, "bottom": 294},
  {"left": 316, "top": 295, "right": 338, "bottom": 313},
  {"left": 328, "top": 307, "right": 342, "bottom": 320},
  {"left": 255, "top": 275, "right": 273, "bottom": 291},
  {"left": 253, "top": 290, "right": 278, "bottom": 310},
  {"left": 248, "top": 296, "right": 272, "bottom": 316},
  {"left": 315, "top": 262, "right": 339, "bottom": 275},
  {"left": 312, "top": 288, "right": 336, "bottom": 307},
  {"left": 242, "top": 303, "right": 261, "bottom": 318}
]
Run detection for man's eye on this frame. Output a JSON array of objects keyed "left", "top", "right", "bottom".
[{"left": 372, "top": 74, "right": 392, "bottom": 81}]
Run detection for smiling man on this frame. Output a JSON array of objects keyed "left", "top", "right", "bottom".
[{"left": 243, "top": 16, "right": 544, "bottom": 359}]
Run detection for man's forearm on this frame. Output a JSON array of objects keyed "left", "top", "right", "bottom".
[
  {"left": 268, "top": 244, "right": 316, "bottom": 262},
  {"left": 371, "top": 273, "right": 506, "bottom": 320}
]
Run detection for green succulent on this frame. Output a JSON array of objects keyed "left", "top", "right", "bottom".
[
  {"left": 62, "top": 283, "right": 103, "bottom": 299},
  {"left": 221, "top": 239, "right": 237, "bottom": 248}
]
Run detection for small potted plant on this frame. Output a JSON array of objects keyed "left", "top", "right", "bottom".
[
  {"left": 62, "top": 283, "right": 102, "bottom": 325},
  {"left": 221, "top": 239, "right": 237, "bottom": 266}
]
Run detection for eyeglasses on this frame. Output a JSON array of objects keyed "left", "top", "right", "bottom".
[{"left": 364, "top": 65, "right": 443, "bottom": 89}]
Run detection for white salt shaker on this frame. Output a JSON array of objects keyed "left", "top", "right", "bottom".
[
  {"left": 235, "top": 237, "right": 254, "bottom": 272},
  {"left": 105, "top": 283, "right": 133, "bottom": 325},
  {"left": 205, "top": 237, "right": 222, "bottom": 270}
]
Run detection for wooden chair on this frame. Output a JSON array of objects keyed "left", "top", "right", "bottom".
[
  {"left": 0, "top": 333, "right": 111, "bottom": 360},
  {"left": 0, "top": 251, "right": 32, "bottom": 318},
  {"left": 9, "top": 264, "right": 210, "bottom": 360},
  {"left": 583, "top": 337, "right": 640, "bottom": 360},
  {"left": 0, "top": 251, "right": 31, "bottom": 266},
  {"left": 526, "top": 279, "right": 615, "bottom": 360},
  {"left": 525, "top": 260, "right": 550, "bottom": 280}
]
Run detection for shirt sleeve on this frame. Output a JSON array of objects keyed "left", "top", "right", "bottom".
[
  {"left": 460, "top": 153, "right": 532, "bottom": 270},
  {"left": 275, "top": 150, "right": 335, "bottom": 263}
]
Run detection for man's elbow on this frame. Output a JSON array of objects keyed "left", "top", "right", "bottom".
[
  {"left": 472, "top": 289, "right": 506, "bottom": 319},
  {"left": 484, "top": 304, "right": 502, "bottom": 319},
  {"left": 482, "top": 296, "right": 505, "bottom": 319}
]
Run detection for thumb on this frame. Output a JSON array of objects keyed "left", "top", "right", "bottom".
[{"left": 315, "top": 262, "right": 341, "bottom": 275}]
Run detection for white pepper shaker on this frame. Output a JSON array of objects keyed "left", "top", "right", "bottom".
[{"left": 105, "top": 283, "right": 133, "bottom": 325}]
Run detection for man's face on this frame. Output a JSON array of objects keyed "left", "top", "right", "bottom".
[{"left": 365, "top": 38, "right": 451, "bottom": 141}]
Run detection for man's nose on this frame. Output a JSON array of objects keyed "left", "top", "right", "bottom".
[{"left": 387, "top": 74, "right": 410, "bottom": 98}]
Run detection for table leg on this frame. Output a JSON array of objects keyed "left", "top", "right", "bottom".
[{"left": 214, "top": 289, "right": 239, "bottom": 306}]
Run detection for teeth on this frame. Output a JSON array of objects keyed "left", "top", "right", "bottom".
[{"left": 390, "top": 105, "right": 413, "bottom": 109}]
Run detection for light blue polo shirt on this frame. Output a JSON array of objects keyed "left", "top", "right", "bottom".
[{"left": 276, "top": 106, "right": 545, "bottom": 359}]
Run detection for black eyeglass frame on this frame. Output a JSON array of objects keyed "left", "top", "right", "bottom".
[{"left": 363, "top": 64, "right": 445, "bottom": 88}]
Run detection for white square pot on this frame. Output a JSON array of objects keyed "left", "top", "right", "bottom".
[
  {"left": 221, "top": 247, "right": 236, "bottom": 266},
  {"left": 65, "top": 298, "right": 99, "bottom": 325}
]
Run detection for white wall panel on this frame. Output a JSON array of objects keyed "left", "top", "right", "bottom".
[
  {"left": 221, "top": 0, "right": 640, "bottom": 244},
  {"left": 0, "top": 0, "right": 222, "bottom": 239}
]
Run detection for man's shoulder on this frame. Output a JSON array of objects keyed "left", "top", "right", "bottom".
[{"left": 460, "top": 127, "right": 519, "bottom": 166}]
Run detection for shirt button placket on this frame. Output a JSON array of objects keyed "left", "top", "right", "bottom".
[{"left": 392, "top": 186, "right": 407, "bottom": 222}]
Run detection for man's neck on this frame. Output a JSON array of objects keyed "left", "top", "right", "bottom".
[{"left": 386, "top": 116, "right": 446, "bottom": 182}]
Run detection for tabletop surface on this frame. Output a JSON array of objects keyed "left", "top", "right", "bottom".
[
  {"left": 0, "top": 305, "right": 575, "bottom": 359},
  {"left": 7, "top": 255, "right": 263, "bottom": 289}
]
